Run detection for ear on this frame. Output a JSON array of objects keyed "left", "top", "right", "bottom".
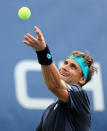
[{"left": 78, "top": 76, "right": 86, "bottom": 85}]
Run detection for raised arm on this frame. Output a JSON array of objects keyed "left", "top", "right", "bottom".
[{"left": 23, "top": 26, "right": 69, "bottom": 102}]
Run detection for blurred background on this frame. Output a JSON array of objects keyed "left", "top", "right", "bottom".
[{"left": 0, "top": 0, "right": 107, "bottom": 130}]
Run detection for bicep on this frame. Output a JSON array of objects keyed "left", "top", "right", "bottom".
[{"left": 48, "top": 81, "right": 69, "bottom": 103}]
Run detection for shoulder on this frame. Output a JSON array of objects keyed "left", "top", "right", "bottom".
[
  {"left": 66, "top": 83, "right": 82, "bottom": 92},
  {"left": 66, "top": 83, "right": 88, "bottom": 97},
  {"left": 65, "top": 83, "right": 90, "bottom": 111}
]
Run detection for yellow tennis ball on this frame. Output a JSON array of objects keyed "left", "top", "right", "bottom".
[{"left": 18, "top": 7, "right": 31, "bottom": 20}]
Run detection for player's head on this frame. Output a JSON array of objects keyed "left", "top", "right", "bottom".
[{"left": 59, "top": 51, "right": 97, "bottom": 87}]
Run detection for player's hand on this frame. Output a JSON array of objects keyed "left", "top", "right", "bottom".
[{"left": 23, "top": 26, "right": 46, "bottom": 51}]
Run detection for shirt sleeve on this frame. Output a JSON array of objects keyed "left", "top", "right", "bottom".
[
  {"left": 67, "top": 85, "right": 90, "bottom": 113},
  {"left": 35, "top": 103, "right": 56, "bottom": 131},
  {"left": 35, "top": 116, "right": 43, "bottom": 131}
]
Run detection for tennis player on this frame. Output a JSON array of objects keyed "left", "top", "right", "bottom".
[{"left": 23, "top": 26, "right": 96, "bottom": 131}]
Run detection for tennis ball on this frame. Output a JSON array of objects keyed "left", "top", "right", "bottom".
[{"left": 18, "top": 7, "right": 31, "bottom": 20}]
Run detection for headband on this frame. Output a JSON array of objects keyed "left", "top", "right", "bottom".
[{"left": 69, "top": 56, "right": 89, "bottom": 80}]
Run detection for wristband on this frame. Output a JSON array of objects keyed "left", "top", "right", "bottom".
[{"left": 36, "top": 45, "right": 53, "bottom": 65}]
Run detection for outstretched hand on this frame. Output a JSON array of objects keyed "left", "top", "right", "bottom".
[{"left": 23, "top": 26, "right": 46, "bottom": 51}]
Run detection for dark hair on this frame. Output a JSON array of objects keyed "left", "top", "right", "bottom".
[{"left": 66, "top": 51, "right": 97, "bottom": 86}]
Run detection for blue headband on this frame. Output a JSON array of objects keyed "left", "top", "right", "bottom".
[{"left": 69, "top": 56, "right": 89, "bottom": 80}]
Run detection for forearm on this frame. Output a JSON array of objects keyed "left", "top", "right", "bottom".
[
  {"left": 41, "top": 63, "right": 69, "bottom": 102},
  {"left": 41, "top": 63, "right": 62, "bottom": 89},
  {"left": 23, "top": 26, "right": 69, "bottom": 102}
]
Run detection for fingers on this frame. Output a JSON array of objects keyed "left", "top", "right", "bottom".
[
  {"left": 23, "top": 40, "right": 33, "bottom": 47},
  {"left": 23, "top": 33, "right": 39, "bottom": 49},
  {"left": 24, "top": 34, "right": 35, "bottom": 43},
  {"left": 23, "top": 34, "right": 36, "bottom": 47},
  {"left": 34, "top": 26, "right": 44, "bottom": 41},
  {"left": 23, "top": 26, "right": 46, "bottom": 51},
  {"left": 26, "top": 33, "right": 36, "bottom": 42}
]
